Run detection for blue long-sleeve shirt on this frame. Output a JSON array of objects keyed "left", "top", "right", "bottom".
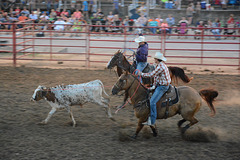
[{"left": 136, "top": 43, "right": 148, "bottom": 62}]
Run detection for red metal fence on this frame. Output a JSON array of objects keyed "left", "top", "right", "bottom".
[{"left": 0, "top": 22, "right": 239, "bottom": 71}]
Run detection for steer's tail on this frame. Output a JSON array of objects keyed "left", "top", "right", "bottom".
[
  {"left": 199, "top": 89, "right": 218, "bottom": 117},
  {"left": 97, "top": 80, "right": 109, "bottom": 97}
]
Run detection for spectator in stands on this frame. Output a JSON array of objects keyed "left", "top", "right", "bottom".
[
  {"left": 166, "top": 14, "right": 175, "bottom": 34},
  {"left": 137, "top": 2, "right": 147, "bottom": 17},
  {"left": 7, "top": 14, "right": 18, "bottom": 30},
  {"left": 136, "top": 14, "right": 148, "bottom": 27},
  {"left": 82, "top": 0, "right": 89, "bottom": 19},
  {"left": 15, "top": 6, "right": 21, "bottom": 17},
  {"left": 136, "top": 14, "right": 148, "bottom": 33},
  {"left": 53, "top": 17, "right": 65, "bottom": 36},
  {"left": 175, "top": 0, "right": 181, "bottom": 10},
  {"left": 47, "top": 0, "right": 52, "bottom": 12},
  {"left": 73, "top": 9, "right": 83, "bottom": 20},
  {"left": 49, "top": 9, "right": 57, "bottom": 21},
  {"left": 148, "top": 17, "right": 158, "bottom": 34},
  {"left": 55, "top": 8, "right": 61, "bottom": 17},
  {"left": 18, "top": 13, "right": 28, "bottom": 22},
  {"left": 29, "top": 11, "right": 38, "bottom": 23},
  {"left": 186, "top": 4, "right": 194, "bottom": 25},
  {"left": 112, "top": 14, "right": 122, "bottom": 32},
  {"left": 0, "top": 13, "right": 7, "bottom": 29},
  {"left": 90, "top": 13, "right": 100, "bottom": 32},
  {"left": 123, "top": 16, "right": 130, "bottom": 31},
  {"left": 61, "top": 8, "right": 69, "bottom": 18},
  {"left": 221, "top": 0, "right": 227, "bottom": 10},
  {"left": 38, "top": 15, "right": 49, "bottom": 31},
  {"left": 96, "top": 8, "right": 104, "bottom": 19},
  {"left": 155, "top": 15, "right": 163, "bottom": 25},
  {"left": 100, "top": 16, "right": 108, "bottom": 32},
  {"left": 211, "top": 19, "right": 221, "bottom": 40},
  {"left": 107, "top": 11, "right": 114, "bottom": 25},
  {"left": 40, "top": 12, "right": 49, "bottom": 20},
  {"left": 227, "top": 14, "right": 234, "bottom": 24},
  {"left": 92, "top": 1, "right": 98, "bottom": 14},
  {"left": 71, "top": 18, "right": 82, "bottom": 37},
  {"left": 36, "top": 8, "right": 41, "bottom": 18},
  {"left": 20, "top": 7, "right": 30, "bottom": 17},
  {"left": 178, "top": 17, "right": 188, "bottom": 38},
  {"left": 113, "top": 0, "right": 119, "bottom": 15},
  {"left": 194, "top": 20, "right": 204, "bottom": 39},
  {"left": 196, "top": 2, "right": 201, "bottom": 14},
  {"left": 178, "top": 16, "right": 188, "bottom": 24},
  {"left": 54, "top": 0, "right": 59, "bottom": 10},
  {"left": 159, "top": 19, "right": 169, "bottom": 34}
]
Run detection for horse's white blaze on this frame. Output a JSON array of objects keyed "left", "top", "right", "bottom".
[{"left": 107, "top": 56, "right": 114, "bottom": 68}]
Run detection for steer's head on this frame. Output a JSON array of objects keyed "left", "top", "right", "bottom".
[{"left": 31, "top": 85, "right": 47, "bottom": 101}]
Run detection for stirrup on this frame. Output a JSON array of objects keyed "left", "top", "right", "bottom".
[{"left": 142, "top": 117, "right": 152, "bottom": 126}]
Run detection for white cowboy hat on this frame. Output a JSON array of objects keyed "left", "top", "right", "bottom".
[
  {"left": 153, "top": 52, "right": 167, "bottom": 62},
  {"left": 134, "top": 36, "right": 146, "bottom": 43}
]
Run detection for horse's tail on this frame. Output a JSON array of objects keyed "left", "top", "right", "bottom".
[
  {"left": 199, "top": 89, "right": 218, "bottom": 116},
  {"left": 98, "top": 80, "right": 109, "bottom": 97},
  {"left": 168, "top": 66, "right": 193, "bottom": 83}
]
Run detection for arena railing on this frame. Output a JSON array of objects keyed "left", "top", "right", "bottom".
[{"left": 0, "top": 22, "right": 239, "bottom": 72}]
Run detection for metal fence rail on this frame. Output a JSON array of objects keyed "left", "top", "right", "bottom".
[{"left": 0, "top": 22, "right": 239, "bottom": 71}]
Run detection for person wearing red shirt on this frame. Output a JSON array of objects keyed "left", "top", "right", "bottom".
[
  {"left": 15, "top": 6, "right": 21, "bottom": 16},
  {"left": 61, "top": 9, "right": 69, "bottom": 18},
  {"left": 73, "top": 9, "right": 83, "bottom": 20},
  {"left": 18, "top": 13, "right": 28, "bottom": 22}
]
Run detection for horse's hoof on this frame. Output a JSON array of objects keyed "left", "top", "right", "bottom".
[
  {"left": 130, "top": 134, "right": 137, "bottom": 139},
  {"left": 153, "top": 133, "right": 158, "bottom": 137},
  {"left": 180, "top": 127, "right": 187, "bottom": 134}
]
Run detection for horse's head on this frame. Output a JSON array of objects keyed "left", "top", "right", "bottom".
[
  {"left": 107, "top": 50, "right": 123, "bottom": 69},
  {"left": 112, "top": 71, "right": 135, "bottom": 95}
]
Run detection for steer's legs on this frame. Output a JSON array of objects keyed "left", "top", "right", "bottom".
[
  {"left": 94, "top": 100, "right": 113, "bottom": 119},
  {"left": 39, "top": 108, "right": 56, "bottom": 125},
  {"left": 67, "top": 107, "right": 76, "bottom": 127}
]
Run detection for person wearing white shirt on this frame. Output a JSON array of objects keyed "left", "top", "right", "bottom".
[{"left": 54, "top": 18, "right": 66, "bottom": 36}]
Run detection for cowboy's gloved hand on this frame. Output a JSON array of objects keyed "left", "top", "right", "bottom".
[{"left": 149, "top": 86, "right": 155, "bottom": 91}]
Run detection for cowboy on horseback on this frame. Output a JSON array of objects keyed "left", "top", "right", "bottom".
[
  {"left": 134, "top": 34, "right": 149, "bottom": 75},
  {"left": 137, "top": 52, "right": 171, "bottom": 126}
]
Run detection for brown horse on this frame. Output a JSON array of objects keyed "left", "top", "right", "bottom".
[
  {"left": 107, "top": 50, "right": 193, "bottom": 85},
  {"left": 111, "top": 72, "right": 218, "bottom": 139}
]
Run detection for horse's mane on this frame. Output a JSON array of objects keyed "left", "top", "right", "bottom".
[{"left": 128, "top": 73, "right": 148, "bottom": 91}]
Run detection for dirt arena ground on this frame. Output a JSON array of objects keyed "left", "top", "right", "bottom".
[{"left": 0, "top": 66, "right": 240, "bottom": 160}]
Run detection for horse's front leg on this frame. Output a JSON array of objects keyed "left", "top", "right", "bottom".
[
  {"left": 132, "top": 120, "right": 144, "bottom": 139},
  {"left": 116, "top": 92, "right": 129, "bottom": 110}
]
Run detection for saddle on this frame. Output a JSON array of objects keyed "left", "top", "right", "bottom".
[
  {"left": 160, "top": 85, "right": 179, "bottom": 107},
  {"left": 159, "top": 85, "right": 179, "bottom": 119}
]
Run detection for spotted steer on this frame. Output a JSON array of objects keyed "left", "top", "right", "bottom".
[{"left": 31, "top": 80, "right": 113, "bottom": 127}]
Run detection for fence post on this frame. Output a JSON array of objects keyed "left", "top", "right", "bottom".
[
  {"left": 123, "top": 26, "right": 127, "bottom": 50},
  {"left": 12, "top": 22, "right": 17, "bottom": 67},
  {"left": 86, "top": 25, "right": 90, "bottom": 68},
  {"left": 239, "top": 35, "right": 240, "bottom": 73},
  {"left": 200, "top": 29, "right": 204, "bottom": 65}
]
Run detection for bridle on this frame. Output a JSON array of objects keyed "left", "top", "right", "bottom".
[{"left": 115, "top": 73, "right": 148, "bottom": 113}]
